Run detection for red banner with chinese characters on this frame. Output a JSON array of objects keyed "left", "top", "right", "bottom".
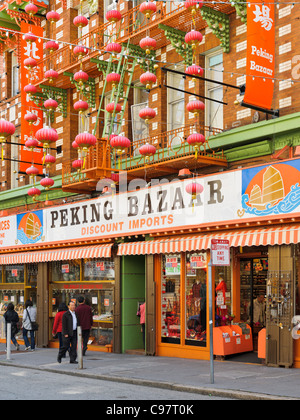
[
  {"left": 20, "top": 22, "right": 44, "bottom": 173},
  {"left": 243, "top": 0, "right": 275, "bottom": 110}
]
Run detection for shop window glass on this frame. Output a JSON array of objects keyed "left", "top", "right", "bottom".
[
  {"left": 51, "top": 288, "right": 114, "bottom": 347},
  {"left": 84, "top": 258, "right": 115, "bottom": 281},
  {"left": 51, "top": 260, "right": 81, "bottom": 282},
  {"left": 185, "top": 252, "right": 207, "bottom": 346},
  {"left": 161, "top": 254, "right": 181, "bottom": 344},
  {"left": 5, "top": 265, "right": 24, "bottom": 283},
  {"left": 215, "top": 265, "right": 232, "bottom": 326},
  {"left": 0, "top": 289, "right": 25, "bottom": 340},
  {"left": 27, "top": 263, "right": 38, "bottom": 284}
]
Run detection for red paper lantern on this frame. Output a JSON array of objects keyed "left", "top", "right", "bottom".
[
  {"left": 185, "top": 64, "right": 204, "bottom": 79},
  {"left": 45, "top": 40, "right": 59, "bottom": 53},
  {"left": 25, "top": 2, "right": 38, "bottom": 16},
  {"left": 75, "top": 132, "right": 97, "bottom": 152},
  {"left": 105, "top": 10, "right": 122, "bottom": 23},
  {"left": 73, "top": 45, "right": 88, "bottom": 59},
  {"left": 139, "top": 143, "right": 156, "bottom": 160},
  {"left": 140, "top": 71, "right": 157, "bottom": 89},
  {"left": 24, "top": 112, "right": 38, "bottom": 125},
  {"left": 184, "top": 0, "right": 203, "bottom": 14},
  {"left": 185, "top": 30, "right": 203, "bottom": 49},
  {"left": 110, "top": 135, "right": 131, "bottom": 154},
  {"left": 139, "top": 36, "right": 156, "bottom": 54},
  {"left": 186, "top": 133, "right": 205, "bottom": 157},
  {"left": 106, "top": 102, "right": 122, "bottom": 114},
  {"left": 106, "top": 42, "right": 122, "bottom": 54},
  {"left": 72, "top": 140, "right": 79, "bottom": 149},
  {"left": 74, "top": 100, "right": 89, "bottom": 114},
  {"left": 106, "top": 72, "right": 121, "bottom": 88},
  {"left": 139, "top": 107, "right": 156, "bottom": 124},
  {"left": 40, "top": 177, "right": 54, "bottom": 189},
  {"left": 43, "top": 154, "right": 56, "bottom": 167},
  {"left": 139, "top": 1, "right": 157, "bottom": 19},
  {"left": 72, "top": 159, "right": 83, "bottom": 171},
  {"left": 185, "top": 182, "right": 203, "bottom": 200},
  {"left": 74, "top": 70, "right": 89, "bottom": 85},
  {"left": 44, "top": 98, "right": 58, "bottom": 112},
  {"left": 36, "top": 126, "right": 58, "bottom": 148},
  {"left": 24, "top": 57, "right": 37, "bottom": 69},
  {"left": 46, "top": 10, "right": 60, "bottom": 23},
  {"left": 25, "top": 137, "right": 39, "bottom": 150},
  {"left": 28, "top": 187, "right": 41, "bottom": 199},
  {"left": 24, "top": 32, "right": 36, "bottom": 44},
  {"left": 24, "top": 84, "right": 37, "bottom": 95},
  {"left": 45, "top": 69, "right": 59, "bottom": 83},
  {"left": 73, "top": 15, "right": 89, "bottom": 28},
  {"left": 0, "top": 119, "right": 15, "bottom": 143},
  {"left": 110, "top": 173, "right": 119, "bottom": 183},
  {"left": 26, "top": 165, "right": 39, "bottom": 177},
  {"left": 186, "top": 99, "right": 205, "bottom": 116}
]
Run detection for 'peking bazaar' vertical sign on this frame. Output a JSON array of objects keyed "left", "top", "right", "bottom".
[
  {"left": 20, "top": 22, "right": 44, "bottom": 173},
  {"left": 243, "top": 0, "right": 275, "bottom": 110}
]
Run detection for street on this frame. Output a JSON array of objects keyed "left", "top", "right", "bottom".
[{"left": 0, "top": 365, "right": 232, "bottom": 400}]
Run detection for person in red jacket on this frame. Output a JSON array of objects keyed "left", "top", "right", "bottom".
[
  {"left": 75, "top": 296, "right": 93, "bottom": 356},
  {"left": 52, "top": 302, "right": 68, "bottom": 352}
]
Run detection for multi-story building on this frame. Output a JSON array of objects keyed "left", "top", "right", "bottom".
[{"left": 0, "top": 0, "right": 300, "bottom": 368}]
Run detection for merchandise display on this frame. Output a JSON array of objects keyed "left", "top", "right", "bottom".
[
  {"left": 161, "top": 254, "right": 181, "bottom": 344},
  {"left": 213, "top": 323, "right": 253, "bottom": 356}
]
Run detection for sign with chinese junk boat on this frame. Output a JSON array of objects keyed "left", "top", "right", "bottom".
[
  {"left": 243, "top": 0, "right": 275, "bottom": 109},
  {"left": 0, "top": 159, "right": 300, "bottom": 250},
  {"left": 20, "top": 22, "right": 43, "bottom": 173}
]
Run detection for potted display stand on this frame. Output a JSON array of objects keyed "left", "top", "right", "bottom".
[{"left": 213, "top": 324, "right": 253, "bottom": 358}]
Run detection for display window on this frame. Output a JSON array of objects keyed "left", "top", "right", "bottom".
[
  {"left": 161, "top": 254, "right": 181, "bottom": 344},
  {"left": 185, "top": 252, "right": 207, "bottom": 347},
  {"left": 51, "top": 260, "right": 81, "bottom": 282},
  {"left": 0, "top": 289, "right": 24, "bottom": 340},
  {"left": 215, "top": 265, "right": 233, "bottom": 327},
  {"left": 84, "top": 258, "right": 115, "bottom": 281},
  {"left": 4, "top": 265, "right": 24, "bottom": 283}
]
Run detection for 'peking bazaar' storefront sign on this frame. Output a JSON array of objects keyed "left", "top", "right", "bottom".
[
  {"left": 0, "top": 158, "right": 300, "bottom": 249},
  {"left": 243, "top": 0, "right": 275, "bottom": 110}
]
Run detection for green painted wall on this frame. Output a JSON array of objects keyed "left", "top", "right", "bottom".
[{"left": 121, "top": 255, "right": 145, "bottom": 352}]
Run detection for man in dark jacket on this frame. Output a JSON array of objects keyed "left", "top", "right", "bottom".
[
  {"left": 57, "top": 301, "right": 79, "bottom": 364},
  {"left": 75, "top": 296, "right": 93, "bottom": 356}
]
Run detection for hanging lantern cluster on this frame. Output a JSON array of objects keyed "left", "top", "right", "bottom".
[
  {"left": 186, "top": 133, "right": 205, "bottom": 158},
  {"left": 139, "top": 1, "right": 157, "bottom": 19},
  {"left": 184, "top": 0, "right": 203, "bottom": 16},
  {"left": 140, "top": 71, "right": 157, "bottom": 90},
  {"left": 139, "top": 36, "right": 156, "bottom": 55},
  {"left": 185, "top": 181, "right": 204, "bottom": 211}
]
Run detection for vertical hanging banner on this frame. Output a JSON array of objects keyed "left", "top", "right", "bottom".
[
  {"left": 243, "top": 0, "right": 275, "bottom": 110},
  {"left": 20, "top": 22, "right": 44, "bottom": 173}
]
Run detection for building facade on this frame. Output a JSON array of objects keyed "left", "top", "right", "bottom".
[{"left": 0, "top": 0, "right": 299, "bottom": 368}]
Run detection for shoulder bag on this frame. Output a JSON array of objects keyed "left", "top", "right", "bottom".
[{"left": 26, "top": 309, "right": 39, "bottom": 332}]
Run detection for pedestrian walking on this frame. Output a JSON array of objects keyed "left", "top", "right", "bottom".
[
  {"left": 57, "top": 301, "right": 79, "bottom": 364},
  {"left": 75, "top": 296, "right": 93, "bottom": 356},
  {"left": 22, "top": 300, "right": 37, "bottom": 351},
  {"left": 52, "top": 302, "right": 68, "bottom": 353},
  {"left": 3, "top": 302, "right": 20, "bottom": 351}
]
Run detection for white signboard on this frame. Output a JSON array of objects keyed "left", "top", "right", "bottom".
[{"left": 211, "top": 239, "right": 230, "bottom": 266}]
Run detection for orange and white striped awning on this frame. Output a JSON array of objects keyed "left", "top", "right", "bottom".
[
  {"left": 117, "top": 225, "right": 300, "bottom": 255},
  {"left": 0, "top": 244, "right": 113, "bottom": 265}
]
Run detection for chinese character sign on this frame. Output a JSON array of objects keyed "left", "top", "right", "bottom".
[
  {"left": 20, "top": 22, "right": 43, "bottom": 173},
  {"left": 243, "top": 0, "right": 275, "bottom": 110}
]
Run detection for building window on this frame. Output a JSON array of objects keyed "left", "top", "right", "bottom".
[
  {"left": 131, "top": 83, "right": 149, "bottom": 150},
  {"left": 167, "top": 64, "right": 185, "bottom": 135},
  {"left": 161, "top": 254, "right": 181, "bottom": 344},
  {"left": 11, "top": 52, "right": 19, "bottom": 97},
  {"left": 205, "top": 52, "right": 223, "bottom": 132}
]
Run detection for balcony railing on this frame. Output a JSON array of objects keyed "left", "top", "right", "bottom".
[{"left": 62, "top": 123, "right": 226, "bottom": 191}]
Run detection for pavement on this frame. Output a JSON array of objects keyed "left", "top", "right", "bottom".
[{"left": 0, "top": 344, "right": 299, "bottom": 400}]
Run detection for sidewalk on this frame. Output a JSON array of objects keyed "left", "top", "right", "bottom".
[{"left": 0, "top": 344, "right": 299, "bottom": 400}]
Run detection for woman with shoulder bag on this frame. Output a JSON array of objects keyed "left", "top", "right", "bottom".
[
  {"left": 3, "top": 302, "right": 20, "bottom": 351},
  {"left": 22, "top": 300, "right": 37, "bottom": 351}
]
